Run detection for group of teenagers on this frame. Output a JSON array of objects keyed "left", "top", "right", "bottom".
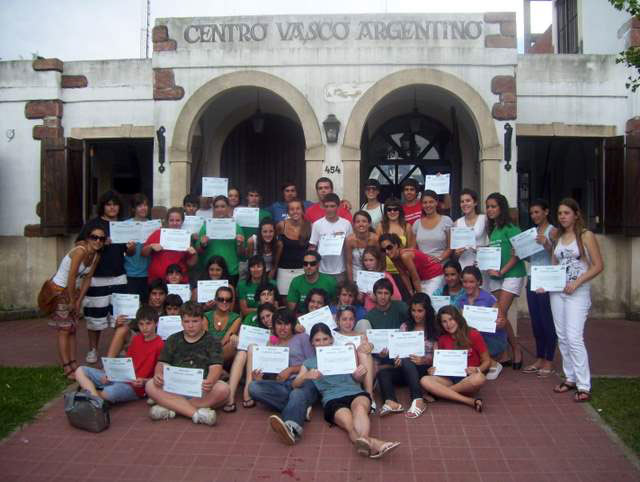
[{"left": 37, "top": 175, "right": 604, "bottom": 458}]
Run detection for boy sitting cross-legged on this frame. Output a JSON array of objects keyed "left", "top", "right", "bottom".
[
  {"left": 75, "top": 305, "right": 164, "bottom": 404},
  {"left": 145, "top": 301, "right": 230, "bottom": 426}
]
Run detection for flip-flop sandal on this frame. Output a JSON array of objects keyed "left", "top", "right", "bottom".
[
  {"left": 522, "top": 365, "right": 540, "bottom": 374},
  {"left": 355, "top": 437, "right": 371, "bottom": 457},
  {"left": 223, "top": 403, "right": 237, "bottom": 413},
  {"left": 553, "top": 382, "right": 577, "bottom": 393},
  {"left": 537, "top": 369, "right": 555, "bottom": 378},
  {"left": 379, "top": 403, "right": 403, "bottom": 417},
  {"left": 574, "top": 390, "right": 591, "bottom": 403},
  {"left": 369, "top": 441, "right": 401, "bottom": 459},
  {"left": 242, "top": 399, "right": 256, "bottom": 409},
  {"left": 405, "top": 399, "right": 426, "bottom": 419}
]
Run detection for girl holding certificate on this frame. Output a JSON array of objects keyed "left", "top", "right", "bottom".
[
  {"left": 345, "top": 211, "right": 379, "bottom": 283},
  {"left": 453, "top": 189, "right": 488, "bottom": 270},
  {"left": 523, "top": 199, "right": 558, "bottom": 378},
  {"left": 413, "top": 190, "right": 453, "bottom": 263},
  {"left": 376, "top": 293, "right": 438, "bottom": 419},
  {"left": 192, "top": 256, "right": 235, "bottom": 312},
  {"left": 246, "top": 218, "right": 278, "bottom": 277},
  {"left": 274, "top": 200, "right": 311, "bottom": 300},
  {"left": 237, "top": 256, "right": 275, "bottom": 317},
  {"left": 375, "top": 198, "right": 415, "bottom": 289},
  {"left": 432, "top": 260, "right": 466, "bottom": 306},
  {"left": 549, "top": 198, "right": 603, "bottom": 402},
  {"left": 420, "top": 306, "right": 489, "bottom": 412},
  {"left": 124, "top": 193, "right": 151, "bottom": 303},
  {"left": 485, "top": 193, "right": 526, "bottom": 370},
  {"left": 360, "top": 247, "right": 402, "bottom": 311},
  {"left": 294, "top": 323, "right": 400, "bottom": 459},
  {"left": 203, "top": 286, "right": 241, "bottom": 365}
]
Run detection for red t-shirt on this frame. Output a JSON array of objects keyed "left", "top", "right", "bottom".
[
  {"left": 304, "top": 202, "right": 353, "bottom": 223},
  {"left": 126, "top": 333, "right": 164, "bottom": 397},
  {"left": 437, "top": 329, "right": 487, "bottom": 368},
  {"left": 402, "top": 203, "right": 422, "bottom": 225},
  {"left": 409, "top": 249, "right": 444, "bottom": 280},
  {"left": 144, "top": 229, "right": 192, "bottom": 283}
]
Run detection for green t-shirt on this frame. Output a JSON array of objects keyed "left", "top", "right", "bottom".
[
  {"left": 204, "top": 311, "right": 240, "bottom": 338},
  {"left": 365, "top": 300, "right": 408, "bottom": 330},
  {"left": 287, "top": 273, "right": 338, "bottom": 312},
  {"left": 237, "top": 279, "right": 277, "bottom": 308},
  {"left": 488, "top": 224, "right": 527, "bottom": 279},
  {"left": 239, "top": 208, "right": 272, "bottom": 261},
  {"left": 242, "top": 312, "right": 260, "bottom": 327},
  {"left": 158, "top": 331, "right": 222, "bottom": 378},
  {"left": 196, "top": 222, "right": 243, "bottom": 275}
]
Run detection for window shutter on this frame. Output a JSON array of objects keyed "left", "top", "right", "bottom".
[
  {"left": 625, "top": 133, "right": 640, "bottom": 236},
  {"left": 603, "top": 137, "right": 624, "bottom": 234},
  {"left": 40, "top": 137, "right": 84, "bottom": 236}
]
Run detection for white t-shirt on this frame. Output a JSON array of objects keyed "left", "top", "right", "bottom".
[
  {"left": 309, "top": 217, "right": 353, "bottom": 274},
  {"left": 454, "top": 214, "right": 488, "bottom": 268}
]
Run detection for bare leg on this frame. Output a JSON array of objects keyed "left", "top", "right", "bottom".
[
  {"left": 222, "top": 343, "right": 237, "bottom": 366},
  {"left": 88, "top": 329, "right": 100, "bottom": 352},
  {"left": 145, "top": 379, "right": 230, "bottom": 418},
  {"left": 69, "top": 331, "right": 77, "bottom": 367},
  {"left": 74, "top": 367, "right": 100, "bottom": 397},
  {"left": 226, "top": 351, "right": 247, "bottom": 406},
  {"left": 107, "top": 325, "right": 130, "bottom": 358},
  {"left": 358, "top": 352, "right": 374, "bottom": 397},
  {"left": 495, "top": 289, "right": 522, "bottom": 363},
  {"left": 57, "top": 330, "right": 71, "bottom": 365},
  {"left": 420, "top": 374, "right": 485, "bottom": 407}
]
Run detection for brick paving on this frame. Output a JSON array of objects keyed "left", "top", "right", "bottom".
[{"left": 0, "top": 317, "right": 638, "bottom": 482}]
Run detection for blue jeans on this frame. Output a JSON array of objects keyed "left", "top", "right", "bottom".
[
  {"left": 249, "top": 379, "right": 318, "bottom": 435},
  {"left": 81, "top": 367, "right": 139, "bottom": 403},
  {"left": 526, "top": 278, "right": 557, "bottom": 361}
]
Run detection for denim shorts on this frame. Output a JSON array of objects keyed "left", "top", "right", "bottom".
[{"left": 81, "top": 366, "right": 140, "bottom": 403}]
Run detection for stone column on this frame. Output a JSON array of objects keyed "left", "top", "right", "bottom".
[{"left": 169, "top": 145, "right": 190, "bottom": 208}]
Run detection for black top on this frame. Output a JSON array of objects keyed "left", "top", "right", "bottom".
[
  {"left": 77, "top": 217, "right": 126, "bottom": 277},
  {"left": 278, "top": 232, "right": 309, "bottom": 269}
]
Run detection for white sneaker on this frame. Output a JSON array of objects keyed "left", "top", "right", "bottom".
[
  {"left": 305, "top": 406, "right": 312, "bottom": 422},
  {"left": 146, "top": 397, "right": 156, "bottom": 406},
  {"left": 192, "top": 408, "right": 217, "bottom": 426},
  {"left": 486, "top": 362, "right": 503, "bottom": 381},
  {"left": 269, "top": 415, "right": 295, "bottom": 445},
  {"left": 85, "top": 349, "right": 98, "bottom": 364},
  {"left": 149, "top": 405, "right": 176, "bottom": 421}
]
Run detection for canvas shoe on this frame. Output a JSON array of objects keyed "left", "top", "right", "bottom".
[
  {"left": 149, "top": 405, "right": 176, "bottom": 421},
  {"left": 192, "top": 408, "right": 217, "bottom": 426},
  {"left": 269, "top": 415, "right": 296, "bottom": 445},
  {"left": 85, "top": 348, "right": 98, "bottom": 364},
  {"left": 146, "top": 397, "right": 156, "bottom": 406},
  {"left": 486, "top": 362, "right": 503, "bottom": 381},
  {"left": 305, "top": 406, "right": 312, "bottom": 421}
]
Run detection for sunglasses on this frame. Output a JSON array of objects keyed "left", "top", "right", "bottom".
[
  {"left": 381, "top": 244, "right": 395, "bottom": 252},
  {"left": 365, "top": 186, "right": 379, "bottom": 191},
  {"left": 216, "top": 297, "right": 232, "bottom": 303},
  {"left": 303, "top": 261, "right": 318, "bottom": 267},
  {"left": 385, "top": 207, "right": 400, "bottom": 213},
  {"left": 89, "top": 235, "right": 106, "bottom": 242}
]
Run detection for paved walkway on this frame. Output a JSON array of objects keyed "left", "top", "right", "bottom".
[{"left": 0, "top": 318, "right": 638, "bottom": 482}]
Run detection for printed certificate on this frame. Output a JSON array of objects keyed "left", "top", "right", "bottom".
[
  {"left": 298, "top": 306, "right": 337, "bottom": 333},
  {"left": 424, "top": 173, "right": 450, "bottom": 194},
  {"left": 139, "top": 220, "right": 162, "bottom": 242},
  {"left": 109, "top": 221, "right": 141, "bottom": 244},
  {"left": 433, "top": 349, "right": 468, "bottom": 377},
  {"left": 167, "top": 284, "right": 191, "bottom": 303},
  {"left": 157, "top": 316, "right": 183, "bottom": 340},
  {"left": 450, "top": 227, "right": 476, "bottom": 249},
  {"left": 318, "top": 234, "right": 346, "bottom": 256},
  {"left": 233, "top": 207, "right": 260, "bottom": 228},
  {"left": 163, "top": 365, "right": 203, "bottom": 398},
  {"left": 476, "top": 247, "right": 501, "bottom": 271},
  {"left": 388, "top": 331, "right": 425, "bottom": 359},
  {"left": 159, "top": 228, "right": 190, "bottom": 251},
  {"left": 356, "top": 270, "right": 385, "bottom": 293},
  {"left": 202, "top": 177, "right": 228, "bottom": 197},
  {"left": 530, "top": 265, "right": 566, "bottom": 292},
  {"left": 205, "top": 218, "right": 236, "bottom": 240},
  {"left": 510, "top": 227, "right": 545, "bottom": 260},
  {"left": 111, "top": 293, "right": 139, "bottom": 319},
  {"left": 197, "top": 280, "right": 229, "bottom": 303},
  {"left": 182, "top": 216, "right": 205, "bottom": 235},
  {"left": 252, "top": 346, "right": 289, "bottom": 374},
  {"left": 317, "top": 345, "right": 357, "bottom": 376},
  {"left": 332, "top": 331, "right": 362, "bottom": 348},
  {"left": 366, "top": 329, "right": 399, "bottom": 354},
  {"left": 463, "top": 305, "right": 498, "bottom": 333},
  {"left": 102, "top": 357, "right": 136, "bottom": 382},
  {"left": 237, "top": 325, "right": 270, "bottom": 351},
  {"left": 430, "top": 295, "right": 451, "bottom": 313}
]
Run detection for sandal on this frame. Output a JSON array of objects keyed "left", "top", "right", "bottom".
[
  {"left": 242, "top": 399, "right": 256, "bottom": 409},
  {"left": 62, "top": 362, "right": 76, "bottom": 380},
  {"left": 369, "top": 441, "right": 401, "bottom": 459},
  {"left": 537, "top": 368, "right": 555, "bottom": 378},
  {"left": 405, "top": 399, "right": 426, "bottom": 419},
  {"left": 355, "top": 437, "right": 371, "bottom": 457},
  {"left": 473, "top": 398, "right": 483, "bottom": 413},
  {"left": 574, "top": 390, "right": 591, "bottom": 403},
  {"left": 522, "top": 365, "right": 540, "bottom": 374},
  {"left": 379, "top": 403, "right": 403, "bottom": 417},
  {"left": 223, "top": 403, "right": 237, "bottom": 413},
  {"left": 553, "top": 381, "right": 577, "bottom": 393}
]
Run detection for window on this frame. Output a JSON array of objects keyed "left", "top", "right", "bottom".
[{"left": 556, "top": 0, "right": 579, "bottom": 53}]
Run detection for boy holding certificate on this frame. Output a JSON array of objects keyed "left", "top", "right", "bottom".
[
  {"left": 145, "top": 301, "right": 230, "bottom": 426},
  {"left": 75, "top": 305, "right": 164, "bottom": 404}
]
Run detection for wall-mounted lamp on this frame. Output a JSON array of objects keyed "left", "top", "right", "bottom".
[
  {"left": 156, "top": 126, "right": 166, "bottom": 173},
  {"left": 503, "top": 123, "right": 513, "bottom": 171},
  {"left": 323, "top": 114, "right": 340, "bottom": 144}
]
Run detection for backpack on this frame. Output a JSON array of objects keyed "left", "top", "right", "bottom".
[{"left": 64, "top": 390, "right": 110, "bottom": 433}]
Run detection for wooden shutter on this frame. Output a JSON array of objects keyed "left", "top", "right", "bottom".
[
  {"left": 625, "top": 133, "right": 640, "bottom": 236},
  {"left": 603, "top": 136, "right": 624, "bottom": 234},
  {"left": 40, "top": 137, "right": 84, "bottom": 236}
]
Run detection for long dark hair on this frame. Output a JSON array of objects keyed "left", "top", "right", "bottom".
[
  {"left": 256, "top": 218, "right": 276, "bottom": 256},
  {"left": 441, "top": 260, "right": 462, "bottom": 295},
  {"left": 309, "top": 322, "right": 333, "bottom": 341},
  {"left": 204, "top": 256, "right": 230, "bottom": 281},
  {"left": 247, "top": 255, "right": 269, "bottom": 285},
  {"left": 380, "top": 198, "right": 407, "bottom": 234},
  {"left": 303, "top": 288, "right": 328, "bottom": 314},
  {"left": 97, "top": 190, "right": 123, "bottom": 218},
  {"left": 406, "top": 293, "right": 438, "bottom": 341},
  {"left": 460, "top": 188, "right": 480, "bottom": 214},
  {"left": 486, "top": 192, "right": 512, "bottom": 235},
  {"left": 256, "top": 302, "right": 277, "bottom": 330}
]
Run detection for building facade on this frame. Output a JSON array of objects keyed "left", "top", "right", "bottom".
[{"left": 0, "top": 5, "right": 638, "bottom": 318}]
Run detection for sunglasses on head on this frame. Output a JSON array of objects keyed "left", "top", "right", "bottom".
[
  {"left": 216, "top": 296, "right": 232, "bottom": 303},
  {"left": 381, "top": 244, "right": 395, "bottom": 252},
  {"left": 303, "top": 260, "right": 318, "bottom": 266},
  {"left": 385, "top": 207, "right": 400, "bottom": 212},
  {"left": 89, "top": 235, "right": 106, "bottom": 242}
]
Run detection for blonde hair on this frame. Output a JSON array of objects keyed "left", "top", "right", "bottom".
[{"left": 556, "top": 198, "right": 587, "bottom": 260}]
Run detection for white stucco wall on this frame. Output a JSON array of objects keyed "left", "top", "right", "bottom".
[{"left": 579, "top": 0, "right": 630, "bottom": 55}]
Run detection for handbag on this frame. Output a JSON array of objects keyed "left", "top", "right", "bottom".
[{"left": 64, "top": 390, "right": 110, "bottom": 433}]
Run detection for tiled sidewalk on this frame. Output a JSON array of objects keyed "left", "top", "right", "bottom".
[{"left": 0, "top": 318, "right": 638, "bottom": 482}]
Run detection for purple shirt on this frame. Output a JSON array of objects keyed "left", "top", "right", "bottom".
[{"left": 287, "top": 333, "right": 315, "bottom": 368}]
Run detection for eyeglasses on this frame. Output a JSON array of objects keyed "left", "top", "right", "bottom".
[
  {"left": 381, "top": 244, "right": 395, "bottom": 252},
  {"left": 303, "top": 261, "right": 318, "bottom": 267},
  {"left": 89, "top": 235, "right": 106, "bottom": 242},
  {"left": 216, "top": 297, "right": 232, "bottom": 303},
  {"left": 385, "top": 207, "right": 400, "bottom": 213}
]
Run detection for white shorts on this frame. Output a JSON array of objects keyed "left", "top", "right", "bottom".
[
  {"left": 276, "top": 268, "right": 304, "bottom": 295},
  {"left": 487, "top": 276, "right": 525, "bottom": 296},
  {"left": 421, "top": 275, "right": 445, "bottom": 295}
]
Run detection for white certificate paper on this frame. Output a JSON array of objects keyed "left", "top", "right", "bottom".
[
  {"left": 237, "top": 325, "right": 270, "bottom": 351},
  {"left": 430, "top": 295, "right": 451, "bottom": 312},
  {"left": 233, "top": 207, "right": 260, "bottom": 228},
  {"left": 111, "top": 293, "right": 139, "bottom": 319},
  {"left": 366, "top": 329, "right": 399, "bottom": 354},
  {"left": 205, "top": 218, "right": 236, "bottom": 240},
  {"left": 476, "top": 247, "right": 501, "bottom": 271},
  {"left": 318, "top": 234, "right": 346, "bottom": 256},
  {"left": 163, "top": 365, "right": 203, "bottom": 398},
  {"left": 317, "top": 345, "right": 357, "bottom": 376},
  {"left": 252, "top": 346, "right": 289, "bottom": 374},
  {"left": 332, "top": 331, "right": 362, "bottom": 349},
  {"left": 197, "top": 280, "right": 229, "bottom": 303},
  {"left": 450, "top": 227, "right": 476, "bottom": 249},
  {"left": 510, "top": 227, "right": 545, "bottom": 260},
  {"left": 157, "top": 316, "right": 183, "bottom": 340},
  {"left": 109, "top": 221, "right": 140, "bottom": 244},
  {"left": 388, "top": 331, "right": 425, "bottom": 359},
  {"left": 102, "top": 357, "right": 136, "bottom": 382},
  {"left": 202, "top": 177, "right": 228, "bottom": 197},
  {"left": 167, "top": 284, "right": 191, "bottom": 303},
  {"left": 140, "top": 220, "right": 162, "bottom": 243},
  {"left": 463, "top": 305, "right": 498, "bottom": 333},
  {"left": 433, "top": 349, "right": 468, "bottom": 377},
  {"left": 424, "top": 173, "right": 450, "bottom": 195},
  {"left": 356, "top": 270, "right": 385, "bottom": 293},
  {"left": 298, "top": 306, "right": 337, "bottom": 333},
  {"left": 182, "top": 216, "right": 205, "bottom": 235},
  {"left": 530, "top": 265, "right": 566, "bottom": 292},
  {"left": 160, "top": 228, "right": 190, "bottom": 251}
]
